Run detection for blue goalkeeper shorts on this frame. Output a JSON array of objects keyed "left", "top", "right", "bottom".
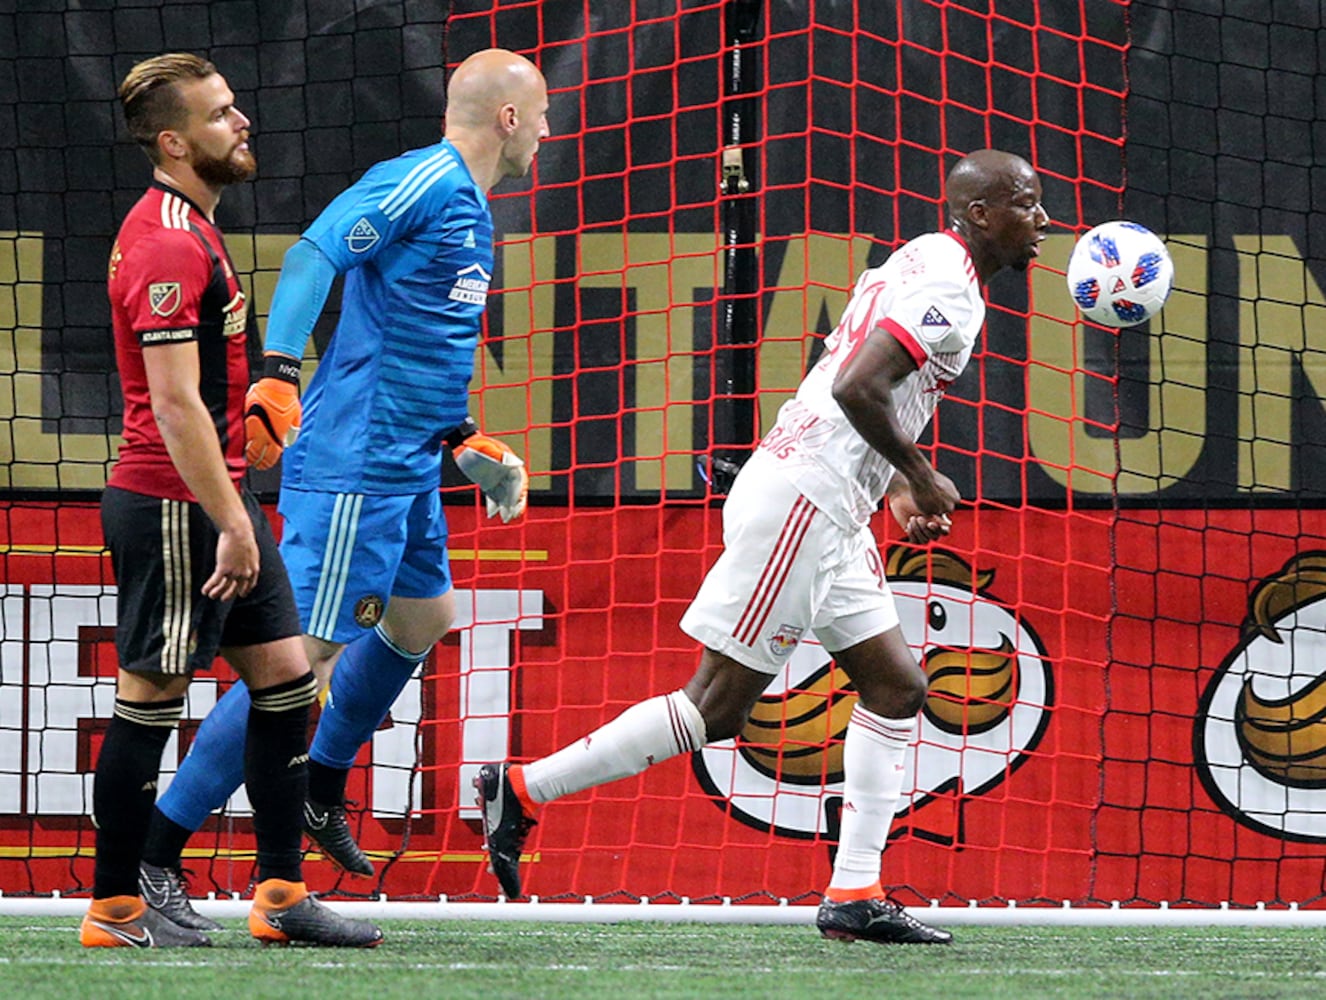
[{"left": 277, "top": 486, "right": 452, "bottom": 643}]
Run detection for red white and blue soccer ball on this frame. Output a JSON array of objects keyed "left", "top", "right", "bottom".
[{"left": 1066, "top": 220, "right": 1174, "bottom": 328}]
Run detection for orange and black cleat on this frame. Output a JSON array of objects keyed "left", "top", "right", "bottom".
[
  {"left": 81, "top": 894, "right": 213, "bottom": 948},
  {"left": 248, "top": 879, "right": 383, "bottom": 948}
]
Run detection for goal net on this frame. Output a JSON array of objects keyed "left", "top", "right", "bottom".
[{"left": 3, "top": 0, "right": 1326, "bottom": 915}]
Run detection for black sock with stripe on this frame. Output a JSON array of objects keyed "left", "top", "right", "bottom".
[
  {"left": 246, "top": 672, "right": 318, "bottom": 883},
  {"left": 92, "top": 697, "right": 184, "bottom": 899}
]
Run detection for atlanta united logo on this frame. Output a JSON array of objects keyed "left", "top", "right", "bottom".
[
  {"left": 353, "top": 595, "right": 385, "bottom": 628},
  {"left": 1195, "top": 551, "right": 1326, "bottom": 842},
  {"left": 694, "top": 545, "right": 1054, "bottom": 838}
]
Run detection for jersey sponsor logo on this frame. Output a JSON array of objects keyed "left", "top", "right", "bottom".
[
  {"left": 354, "top": 594, "right": 385, "bottom": 628},
  {"left": 759, "top": 410, "right": 824, "bottom": 461},
  {"left": 148, "top": 282, "right": 182, "bottom": 317},
  {"left": 222, "top": 290, "right": 248, "bottom": 338},
  {"left": 768, "top": 623, "right": 804, "bottom": 657},
  {"left": 346, "top": 217, "right": 381, "bottom": 253},
  {"left": 108, "top": 240, "right": 122, "bottom": 282},
  {"left": 449, "top": 262, "right": 492, "bottom": 305},
  {"left": 921, "top": 306, "right": 950, "bottom": 328}
]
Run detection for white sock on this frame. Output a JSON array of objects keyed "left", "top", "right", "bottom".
[
  {"left": 827, "top": 704, "right": 915, "bottom": 893},
  {"left": 522, "top": 690, "right": 707, "bottom": 804}
]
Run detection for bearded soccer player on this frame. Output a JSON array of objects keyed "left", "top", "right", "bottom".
[
  {"left": 133, "top": 49, "right": 547, "bottom": 914},
  {"left": 475, "top": 149, "right": 1049, "bottom": 945},
  {"left": 86, "top": 53, "right": 381, "bottom": 948}
]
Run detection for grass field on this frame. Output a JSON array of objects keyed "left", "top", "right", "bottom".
[{"left": 2, "top": 917, "right": 1325, "bottom": 999}]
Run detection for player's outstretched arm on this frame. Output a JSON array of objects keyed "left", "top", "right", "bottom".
[{"left": 447, "top": 418, "right": 529, "bottom": 523}]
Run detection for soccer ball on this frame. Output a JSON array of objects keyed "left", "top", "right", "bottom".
[{"left": 1066, "top": 220, "right": 1174, "bottom": 328}]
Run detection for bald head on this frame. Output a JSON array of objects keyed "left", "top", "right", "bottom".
[
  {"left": 446, "top": 48, "right": 545, "bottom": 130},
  {"left": 945, "top": 149, "right": 1047, "bottom": 281},
  {"left": 946, "top": 149, "right": 1036, "bottom": 221},
  {"left": 443, "top": 48, "right": 549, "bottom": 191}
]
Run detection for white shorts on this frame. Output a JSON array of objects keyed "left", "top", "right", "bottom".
[{"left": 679, "top": 451, "right": 899, "bottom": 675}]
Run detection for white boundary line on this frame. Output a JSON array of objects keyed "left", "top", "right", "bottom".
[{"left": 2, "top": 896, "right": 1325, "bottom": 926}]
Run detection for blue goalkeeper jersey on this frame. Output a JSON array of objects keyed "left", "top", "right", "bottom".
[{"left": 281, "top": 139, "right": 493, "bottom": 494}]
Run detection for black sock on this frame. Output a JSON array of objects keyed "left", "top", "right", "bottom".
[
  {"left": 92, "top": 698, "right": 182, "bottom": 899},
  {"left": 307, "top": 759, "right": 350, "bottom": 808},
  {"left": 246, "top": 672, "right": 317, "bottom": 884},
  {"left": 141, "top": 807, "right": 195, "bottom": 870}
]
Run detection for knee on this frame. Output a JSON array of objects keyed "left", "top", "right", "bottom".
[
  {"left": 855, "top": 660, "right": 929, "bottom": 719},
  {"left": 381, "top": 598, "right": 454, "bottom": 655},
  {"left": 699, "top": 702, "right": 750, "bottom": 743}
]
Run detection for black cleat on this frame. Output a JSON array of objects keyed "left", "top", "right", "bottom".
[
  {"left": 249, "top": 879, "right": 383, "bottom": 948},
  {"left": 474, "top": 763, "right": 536, "bottom": 898},
  {"left": 816, "top": 896, "right": 953, "bottom": 945},
  {"left": 303, "top": 799, "right": 375, "bottom": 877},
  {"left": 139, "top": 862, "right": 223, "bottom": 932}
]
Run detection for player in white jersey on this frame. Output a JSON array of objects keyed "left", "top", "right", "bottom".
[{"left": 476, "top": 149, "right": 1048, "bottom": 944}]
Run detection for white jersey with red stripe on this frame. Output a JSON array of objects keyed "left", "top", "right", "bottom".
[{"left": 756, "top": 229, "right": 984, "bottom": 527}]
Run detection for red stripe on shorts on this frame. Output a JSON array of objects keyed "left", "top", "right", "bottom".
[{"left": 733, "top": 495, "right": 816, "bottom": 646}]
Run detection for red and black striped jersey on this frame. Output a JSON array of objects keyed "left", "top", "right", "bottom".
[{"left": 106, "top": 182, "right": 255, "bottom": 501}]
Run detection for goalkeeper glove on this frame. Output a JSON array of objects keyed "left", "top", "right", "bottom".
[
  {"left": 448, "top": 419, "right": 529, "bottom": 523},
  {"left": 244, "top": 355, "right": 302, "bottom": 470}
]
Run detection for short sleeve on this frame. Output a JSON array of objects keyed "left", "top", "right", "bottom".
[
  {"left": 879, "top": 240, "right": 978, "bottom": 360},
  {"left": 116, "top": 228, "right": 212, "bottom": 343},
  {"left": 304, "top": 148, "right": 464, "bottom": 274}
]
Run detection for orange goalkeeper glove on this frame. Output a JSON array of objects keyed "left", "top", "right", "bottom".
[
  {"left": 244, "top": 355, "right": 302, "bottom": 471},
  {"left": 449, "top": 420, "right": 529, "bottom": 523}
]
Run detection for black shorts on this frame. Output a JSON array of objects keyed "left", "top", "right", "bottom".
[{"left": 101, "top": 485, "right": 303, "bottom": 676}]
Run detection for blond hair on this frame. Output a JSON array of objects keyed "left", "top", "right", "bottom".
[{"left": 119, "top": 53, "right": 218, "bottom": 162}]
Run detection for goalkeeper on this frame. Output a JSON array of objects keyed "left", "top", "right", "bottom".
[{"left": 137, "top": 48, "right": 550, "bottom": 909}]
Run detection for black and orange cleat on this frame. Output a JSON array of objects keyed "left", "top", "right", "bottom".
[
  {"left": 816, "top": 896, "right": 953, "bottom": 945},
  {"left": 81, "top": 894, "right": 213, "bottom": 948},
  {"left": 474, "top": 762, "right": 537, "bottom": 898},
  {"left": 248, "top": 878, "right": 383, "bottom": 948}
]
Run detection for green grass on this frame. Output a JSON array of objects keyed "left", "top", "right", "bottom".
[{"left": 2, "top": 918, "right": 1325, "bottom": 999}]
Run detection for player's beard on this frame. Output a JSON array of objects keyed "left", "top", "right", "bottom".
[{"left": 193, "top": 143, "right": 257, "bottom": 187}]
